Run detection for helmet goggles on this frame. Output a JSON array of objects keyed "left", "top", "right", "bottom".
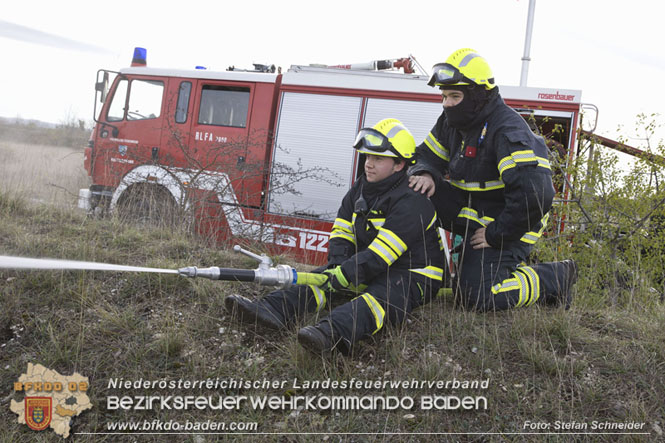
[
  {"left": 427, "top": 62, "right": 475, "bottom": 88},
  {"left": 353, "top": 128, "right": 400, "bottom": 158}
]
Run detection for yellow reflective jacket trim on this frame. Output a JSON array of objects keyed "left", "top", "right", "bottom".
[
  {"left": 309, "top": 285, "right": 327, "bottom": 312},
  {"left": 368, "top": 239, "right": 399, "bottom": 265},
  {"left": 410, "top": 266, "right": 444, "bottom": 281},
  {"left": 537, "top": 157, "right": 551, "bottom": 170},
  {"left": 491, "top": 277, "right": 520, "bottom": 294},
  {"left": 330, "top": 230, "right": 356, "bottom": 245},
  {"left": 424, "top": 132, "right": 450, "bottom": 162},
  {"left": 450, "top": 179, "right": 505, "bottom": 191},
  {"left": 369, "top": 228, "right": 406, "bottom": 264},
  {"left": 359, "top": 293, "right": 385, "bottom": 334},
  {"left": 498, "top": 151, "right": 552, "bottom": 178},
  {"left": 513, "top": 271, "right": 529, "bottom": 308},
  {"left": 519, "top": 212, "right": 549, "bottom": 245},
  {"left": 458, "top": 207, "right": 494, "bottom": 227},
  {"left": 427, "top": 213, "right": 437, "bottom": 230},
  {"left": 368, "top": 217, "right": 386, "bottom": 229},
  {"left": 519, "top": 266, "right": 541, "bottom": 306},
  {"left": 378, "top": 228, "right": 407, "bottom": 254},
  {"left": 332, "top": 217, "right": 353, "bottom": 233},
  {"left": 331, "top": 217, "right": 355, "bottom": 244}
]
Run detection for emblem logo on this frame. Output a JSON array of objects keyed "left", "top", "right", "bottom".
[{"left": 25, "top": 397, "right": 52, "bottom": 431}]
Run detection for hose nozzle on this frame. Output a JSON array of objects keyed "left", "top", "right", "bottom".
[{"left": 177, "top": 266, "right": 221, "bottom": 280}]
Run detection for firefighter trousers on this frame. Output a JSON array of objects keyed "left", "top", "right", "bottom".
[
  {"left": 455, "top": 237, "right": 573, "bottom": 312},
  {"left": 261, "top": 268, "right": 440, "bottom": 352}
]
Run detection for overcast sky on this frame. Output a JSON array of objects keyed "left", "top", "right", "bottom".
[{"left": 1, "top": 0, "right": 664, "bottom": 148}]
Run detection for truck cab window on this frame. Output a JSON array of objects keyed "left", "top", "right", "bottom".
[
  {"left": 107, "top": 79, "right": 128, "bottom": 122},
  {"left": 175, "top": 81, "right": 192, "bottom": 124},
  {"left": 127, "top": 79, "right": 164, "bottom": 120},
  {"left": 198, "top": 85, "right": 250, "bottom": 128}
]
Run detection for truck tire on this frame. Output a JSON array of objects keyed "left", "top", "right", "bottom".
[{"left": 115, "top": 183, "right": 181, "bottom": 227}]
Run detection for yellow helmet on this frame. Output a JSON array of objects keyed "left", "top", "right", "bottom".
[
  {"left": 428, "top": 48, "right": 496, "bottom": 90},
  {"left": 353, "top": 118, "right": 416, "bottom": 165}
]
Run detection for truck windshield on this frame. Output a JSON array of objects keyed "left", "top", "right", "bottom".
[
  {"left": 127, "top": 80, "right": 164, "bottom": 120},
  {"left": 106, "top": 78, "right": 164, "bottom": 122}
]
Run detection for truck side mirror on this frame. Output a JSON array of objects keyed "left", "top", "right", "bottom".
[
  {"left": 95, "top": 71, "right": 110, "bottom": 103},
  {"left": 580, "top": 103, "right": 598, "bottom": 133}
]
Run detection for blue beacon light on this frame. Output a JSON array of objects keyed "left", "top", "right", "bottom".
[{"left": 131, "top": 47, "right": 147, "bottom": 67}]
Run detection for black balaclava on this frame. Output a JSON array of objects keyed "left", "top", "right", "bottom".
[{"left": 442, "top": 84, "right": 494, "bottom": 130}]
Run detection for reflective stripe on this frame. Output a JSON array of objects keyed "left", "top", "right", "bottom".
[
  {"left": 386, "top": 124, "right": 408, "bottom": 139},
  {"left": 537, "top": 157, "right": 551, "bottom": 170},
  {"left": 511, "top": 149, "right": 537, "bottom": 162},
  {"left": 426, "top": 213, "right": 437, "bottom": 230},
  {"left": 368, "top": 239, "right": 399, "bottom": 265},
  {"left": 513, "top": 270, "right": 529, "bottom": 308},
  {"left": 457, "top": 207, "right": 494, "bottom": 227},
  {"left": 491, "top": 268, "right": 540, "bottom": 308},
  {"left": 498, "top": 152, "right": 552, "bottom": 178},
  {"left": 331, "top": 217, "right": 356, "bottom": 245},
  {"left": 459, "top": 52, "right": 480, "bottom": 67},
  {"left": 458, "top": 207, "right": 483, "bottom": 225},
  {"left": 368, "top": 217, "right": 386, "bottom": 229},
  {"left": 520, "top": 233, "right": 539, "bottom": 244},
  {"left": 309, "top": 285, "right": 327, "bottom": 312},
  {"left": 424, "top": 133, "right": 450, "bottom": 161},
  {"left": 330, "top": 231, "right": 356, "bottom": 244},
  {"left": 410, "top": 266, "right": 444, "bottom": 281},
  {"left": 360, "top": 293, "right": 385, "bottom": 334},
  {"left": 377, "top": 227, "right": 407, "bottom": 254},
  {"left": 450, "top": 179, "right": 504, "bottom": 191},
  {"left": 519, "top": 212, "right": 549, "bottom": 245},
  {"left": 518, "top": 266, "right": 541, "bottom": 306},
  {"left": 491, "top": 278, "right": 520, "bottom": 294},
  {"left": 497, "top": 156, "right": 518, "bottom": 176},
  {"left": 332, "top": 217, "right": 353, "bottom": 233}
]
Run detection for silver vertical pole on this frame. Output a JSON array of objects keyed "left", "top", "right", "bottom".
[{"left": 520, "top": 0, "right": 537, "bottom": 87}]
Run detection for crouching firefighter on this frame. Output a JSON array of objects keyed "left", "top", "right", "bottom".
[
  {"left": 225, "top": 118, "right": 445, "bottom": 355},
  {"left": 409, "top": 48, "right": 577, "bottom": 312}
]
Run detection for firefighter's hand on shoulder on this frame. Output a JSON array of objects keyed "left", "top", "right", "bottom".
[
  {"left": 320, "top": 266, "right": 350, "bottom": 292},
  {"left": 408, "top": 173, "right": 436, "bottom": 197}
]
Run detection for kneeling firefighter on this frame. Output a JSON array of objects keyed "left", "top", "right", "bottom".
[{"left": 408, "top": 48, "right": 578, "bottom": 311}]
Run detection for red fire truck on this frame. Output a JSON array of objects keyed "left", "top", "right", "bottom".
[{"left": 79, "top": 49, "right": 584, "bottom": 265}]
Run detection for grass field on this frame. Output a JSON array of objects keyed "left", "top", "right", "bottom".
[
  {"left": 0, "top": 138, "right": 89, "bottom": 208},
  {"left": 1, "top": 127, "right": 664, "bottom": 441}
]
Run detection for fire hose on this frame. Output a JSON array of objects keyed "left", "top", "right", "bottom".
[
  {"left": 1, "top": 245, "right": 451, "bottom": 295},
  {"left": 177, "top": 245, "right": 328, "bottom": 288},
  {"left": 0, "top": 245, "right": 327, "bottom": 290}
]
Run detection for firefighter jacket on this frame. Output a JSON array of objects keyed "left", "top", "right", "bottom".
[
  {"left": 327, "top": 169, "right": 444, "bottom": 286},
  {"left": 409, "top": 93, "right": 555, "bottom": 249}
]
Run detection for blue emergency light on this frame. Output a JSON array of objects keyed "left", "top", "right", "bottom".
[
  {"left": 195, "top": 66, "right": 207, "bottom": 70},
  {"left": 131, "top": 47, "right": 147, "bottom": 67}
]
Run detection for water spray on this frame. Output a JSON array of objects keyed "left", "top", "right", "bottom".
[
  {"left": 0, "top": 256, "right": 178, "bottom": 274},
  {"left": 0, "top": 245, "right": 327, "bottom": 289}
]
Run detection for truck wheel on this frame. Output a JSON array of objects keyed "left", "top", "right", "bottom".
[{"left": 116, "top": 183, "right": 180, "bottom": 227}]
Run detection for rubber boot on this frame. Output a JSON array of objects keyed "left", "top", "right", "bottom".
[{"left": 225, "top": 294, "right": 287, "bottom": 330}]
